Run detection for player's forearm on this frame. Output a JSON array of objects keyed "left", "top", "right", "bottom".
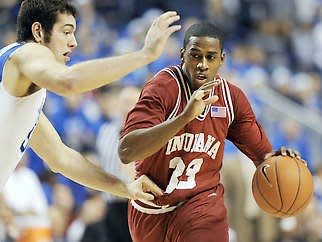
[
  {"left": 119, "top": 113, "right": 190, "bottom": 163},
  {"left": 29, "top": 114, "right": 131, "bottom": 198},
  {"left": 51, "top": 147, "right": 131, "bottom": 199},
  {"left": 62, "top": 50, "right": 152, "bottom": 95}
]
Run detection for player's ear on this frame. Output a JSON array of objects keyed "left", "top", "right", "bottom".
[
  {"left": 220, "top": 51, "right": 225, "bottom": 65},
  {"left": 180, "top": 48, "right": 185, "bottom": 62},
  {"left": 31, "top": 22, "right": 44, "bottom": 43}
]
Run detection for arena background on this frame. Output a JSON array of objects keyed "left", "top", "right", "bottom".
[{"left": 0, "top": 0, "right": 321, "bottom": 241}]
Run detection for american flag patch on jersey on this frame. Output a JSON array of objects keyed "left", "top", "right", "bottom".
[{"left": 211, "top": 106, "right": 227, "bottom": 118}]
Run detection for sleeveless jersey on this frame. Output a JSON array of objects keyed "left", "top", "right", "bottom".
[
  {"left": 0, "top": 43, "right": 46, "bottom": 190},
  {"left": 121, "top": 65, "right": 272, "bottom": 211}
]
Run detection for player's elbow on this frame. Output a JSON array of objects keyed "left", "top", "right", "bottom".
[
  {"left": 52, "top": 80, "right": 76, "bottom": 96},
  {"left": 51, "top": 71, "right": 79, "bottom": 96},
  {"left": 118, "top": 148, "right": 133, "bottom": 164},
  {"left": 45, "top": 158, "right": 61, "bottom": 173},
  {"left": 118, "top": 140, "right": 135, "bottom": 164}
]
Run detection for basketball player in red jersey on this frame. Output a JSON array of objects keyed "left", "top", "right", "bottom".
[{"left": 119, "top": 23, "right": 301, "bottom": 242}]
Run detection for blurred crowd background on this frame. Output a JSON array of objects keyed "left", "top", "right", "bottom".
[{"left": 0, "top": 0, "right": 322, "bottom": 241}]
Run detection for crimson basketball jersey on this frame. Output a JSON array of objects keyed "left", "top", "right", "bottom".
[{"left": 121, "top": 65, "right": 272, "bottom": 207}]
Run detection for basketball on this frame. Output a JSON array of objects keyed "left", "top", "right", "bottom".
[{"left": 252, "top": 155, "right": 314, "bottom": 218}]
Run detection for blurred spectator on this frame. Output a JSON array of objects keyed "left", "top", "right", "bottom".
[
  {"left": 204, "top": 0, "right": 241, "bottom": 37},
  {"left": 270, "top": 119, "right": 313, "bottom": 172},
  {"left": 49, "top": 184, "right": 75, "bottom": 242},
  {"left": 94, "top": 0, "right": 135, "bottom": 24},
  {"left": 2, "top": 154, "right": 51, "bottom": 242},
  {"left": 247, "top": 18, "right": 290, "bottom": 69},
  {"left": 293, "top": 72, "right": 320, "bottom": 111},
  {"left": 72, "top": 0, "right": 115, "bottom": 62},
  {"left": 66, "top": 193, "right": 107, "bottom": 242},
  {"left": 0, "top": 193, "right": 19, "bottom": 241},
  {"left": 291, "top": 22, "right": 314, "bottom": 71},
  {"left": 306, "top": 163, "right": 322, "bottom": 241},
  {"left": 0, "top": 1, "right": 321, "bottom": 242},
  {"left": 0, "top": 0, "right": 16, "bottom": 8},
  {"left": 271, "top": 66, "right": 293, "bottom": 97},
  {"left": 0, "top": 0, "right": 17, "bottom": 40},
  {"left": 95, "top": 85, "right": 141, "bottom": 242}
]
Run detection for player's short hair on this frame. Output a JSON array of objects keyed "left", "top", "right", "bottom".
[
  {"left": 17, "top": 0, "right": 77, "bottom": 43},
  {"left": 183, "top": 23, "right": 225, "bottom": 51}
]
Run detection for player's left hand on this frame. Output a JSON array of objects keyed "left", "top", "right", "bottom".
[
  {"left": 142, "top": 11, "right": 181, "bottom": 61},
  {"left": 264, "top": 146, "right": 303, "bottom": 161},
  {"left": 126, "top": 175, "right": 164, "bottom": 200}
]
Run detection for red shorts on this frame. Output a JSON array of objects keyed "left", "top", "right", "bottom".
[{"left": 128, "top": 185, "right": 229, "bottom": 242}]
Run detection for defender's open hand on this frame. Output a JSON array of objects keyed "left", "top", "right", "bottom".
[
  {"left": 143, "top": 11, "right": 181, "bottom": 61},
  {"left": 126, "top": 175, "right": 163, "bottom": 200}
]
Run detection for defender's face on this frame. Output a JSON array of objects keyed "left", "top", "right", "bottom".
[
  {"left": 45, "top": 13, "right": 77, "bottom": 64},
  {"left": 181, "top": 36, "right": 224, "bottom": 91}
]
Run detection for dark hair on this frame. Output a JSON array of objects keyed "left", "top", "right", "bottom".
[
  {"left": 17, "top": 0, "right": 77, "bottom": 43},
  {"left": 183, "top": 23, "right": 225, "bottom": 51}
]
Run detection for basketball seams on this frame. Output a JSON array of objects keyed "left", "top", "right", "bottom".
[
  {"left": 290, "top": 190, "right": 313, "bottom": 216},
  {"left": 285, "top": 158, "right": 301, "bottom": 214},
  {"left": 255, "top": 163, "right": 279, "bottom": 213},
  {"left": 274, "top": 156, "right": 284, "bottom": 212}
]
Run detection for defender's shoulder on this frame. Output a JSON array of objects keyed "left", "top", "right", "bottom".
[{"left": 12, "top": 43, "right": 54, "bottom": 63}]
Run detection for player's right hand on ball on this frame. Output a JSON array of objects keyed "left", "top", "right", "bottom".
[
  {"left": 264, "top": 147, "right": 307, "bottom": 165},
  {"left": 126, "top": 175, "right": 164, "bottom": 200},
  {"left": 182, "top": 80, "right": 219, "bottom": 122},
  {"left": 265, "top": 146, "right": 301, "bottom": 159},
  {"left": 142, "top": 11, "right": 181, "bottom": 61}
]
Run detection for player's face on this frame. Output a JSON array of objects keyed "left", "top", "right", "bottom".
[
  {"left": 181, "top": 36, "right": 224, "bottom": 91},
  {"left": 44, "top": 13, "right": 77, "bottom": 64}
]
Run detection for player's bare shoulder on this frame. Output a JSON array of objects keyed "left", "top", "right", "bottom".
[{"left": 12, "top": 43, "right": 55, "bottom": 65}]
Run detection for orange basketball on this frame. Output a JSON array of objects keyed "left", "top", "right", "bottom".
[{"left": 252, "top": 155, "right": 314, "bottom": 218}]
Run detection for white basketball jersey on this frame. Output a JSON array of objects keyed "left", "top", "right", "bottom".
[{"left": 0, "top": 43, "right": 46, "bottom": 190}]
